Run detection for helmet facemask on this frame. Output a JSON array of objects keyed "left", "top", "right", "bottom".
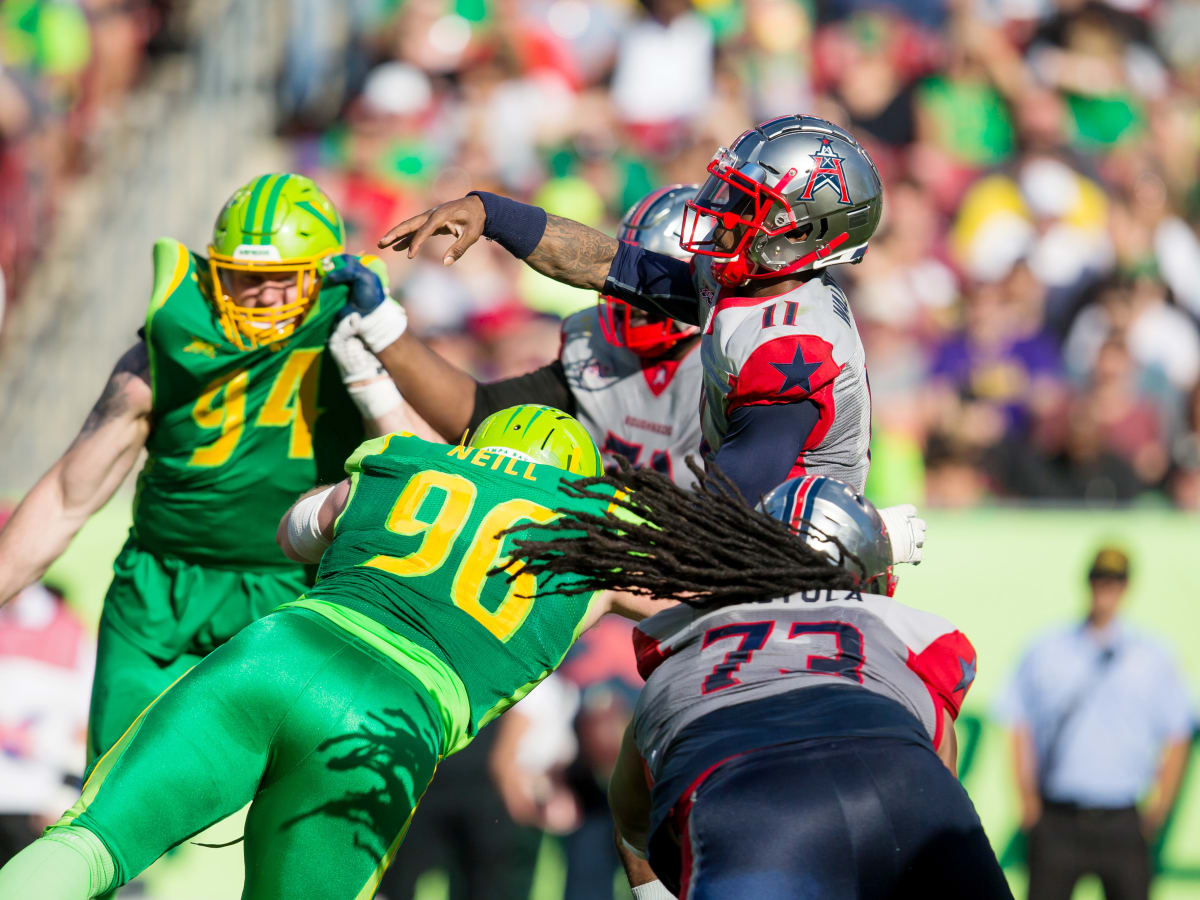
[
  {"left": 208, "top": 251, "right": 325, "bottom": 350},
  {"left": 599, "top": 297, "right": 695, "bottom": 358}
]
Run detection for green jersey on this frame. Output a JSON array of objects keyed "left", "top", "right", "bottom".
[
  {"left": 308, "top": 432, "right": 614, "bottom": 737},
  {"left": 133, "top": 237, "right": 367, "bottom": 570}
]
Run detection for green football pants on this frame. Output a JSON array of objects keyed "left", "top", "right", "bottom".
[
  {"left": 61, "top": 605, "right": 444, "bottom": 899},
  {"left": 87, "top": 540, "right": 308, "bottom": 765}
]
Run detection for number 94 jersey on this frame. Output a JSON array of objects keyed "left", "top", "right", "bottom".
[
  {"left": 135, "top": 238, "right": 365, "bottom": 570},
  {"left": 560, "top": 307, "right": 703, "bottom": 488},
  {"left": 631, "top": 590, "right": 977, "bottom": 782}
]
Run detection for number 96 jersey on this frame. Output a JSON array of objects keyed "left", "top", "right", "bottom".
[
  {"left": 631, "top": 590, "right": 977, "bottom": 783},
  {"left": 308, "top": 432, "right": 619, "bottom": 746}
]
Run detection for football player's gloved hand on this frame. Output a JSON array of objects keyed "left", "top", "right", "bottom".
[
  {"left": 327, "top": 326, "right": 403, "bottom": 420},
  {"left": 879, "top": 503, "right": 927, "bottom": 566},
  {"left": 324, "top": 254, "right": 408, "bottom": 353}
]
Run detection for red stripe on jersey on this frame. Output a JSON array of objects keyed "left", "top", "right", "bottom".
[
  {"left": 672, "top": 750, "right": 751, "bottom": 900},
  {"left": 633, "top": 626, "right": 671, "bottom": 680}
]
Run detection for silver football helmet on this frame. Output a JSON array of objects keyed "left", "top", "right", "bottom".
[
  {"left": 600, "top": 184, "right": 701, "bottom": 357},
  {"left": 681, "top": 115, "right": 883, "bottom": 286},
  {"left": 758, "top": 475, "right": 895, "bottom": 595}
]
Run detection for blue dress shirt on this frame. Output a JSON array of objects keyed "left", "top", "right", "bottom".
[{"left": 994, "top": 620, "right": 1194, "bottom": 808}]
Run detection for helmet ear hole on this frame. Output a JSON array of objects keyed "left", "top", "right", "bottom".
[
  {"left": 785, "top": 223, "right": 813, "bottom": 244},
  {"left": 816, "top": 217, "right": 830, "bottom": 239}
]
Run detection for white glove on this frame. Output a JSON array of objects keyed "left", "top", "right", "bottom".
[
  {"left": 328, "top": 323, "right": 404, "bottom": 420},
  {"left": 329, "top": 315, "right": 385, "bottom": 384},
  {"left": 879, "top": 503, "right": 927, "bottom": 565},
  {"left": 353, "top": 299, "right": 409, "bottom": 354}
]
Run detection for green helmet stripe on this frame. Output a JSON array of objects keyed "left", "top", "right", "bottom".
[
  {"left": 240, "top": 175, "right": 272, "bottom": 237},
  {"left": 499, "top": 406, "right": 524, "bottom": 434},
  {"left": 257, "top": 173, "right": 292, "bottom": 244},
  {"left": 523, "top": 406, "right": 547, "bottom": 434},
  {"left": 296, "top": 200, "right": 343, "bottom": 243}
]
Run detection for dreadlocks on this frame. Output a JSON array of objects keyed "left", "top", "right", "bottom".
[{"left": 497, "top": 457, "right": 862, "bottom": 608}]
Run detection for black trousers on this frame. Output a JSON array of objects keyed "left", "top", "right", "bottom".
[{"left": 1027, "top": 802, "right": 1150, "bottom": 900}]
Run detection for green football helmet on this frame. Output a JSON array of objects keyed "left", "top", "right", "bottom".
[
  {"left": 468, "top": 405, "right": 602, "bottom": 476},
  {"left": 208, "top": 173, "right": 346, "bottom": 349}
]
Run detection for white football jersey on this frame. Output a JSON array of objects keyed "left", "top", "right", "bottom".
[
  {"left": 692, "top": 256, "right": 871, "bottom": 492},
  {"left": 559, "top": 307, "right": 704, "bottom": 488},
  {"left": 631, "top": 589, "right": 977, "bottom": 781}
]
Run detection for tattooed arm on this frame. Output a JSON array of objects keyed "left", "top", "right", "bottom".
[
  {"left": 379, "top": 195, "right": 621, "bottom": 292},
  {"left": 0, "top": 342, "right": 152, "bottom": 605}
]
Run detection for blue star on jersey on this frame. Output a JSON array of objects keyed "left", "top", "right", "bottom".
[
  {"left": 770, "top": 345, "right": 822, "bottom": 394},
  {"left": 952, "top": 654, "right": 976, "bottom": 694}
]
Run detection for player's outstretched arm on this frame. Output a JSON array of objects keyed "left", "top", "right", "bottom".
[
  {"left": 0, "top": 342, "right": 152, "bottom": 606},
  {"left": 378, "top": 193, "right": 620, "bottom": 292}
]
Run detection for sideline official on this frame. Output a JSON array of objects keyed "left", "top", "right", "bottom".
[{"left": 995, "top": 546, "right": 1194, "bottom": 900}]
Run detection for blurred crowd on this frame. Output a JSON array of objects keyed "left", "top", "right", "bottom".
[
  {"left": 0, "top": 0, "right": 173, "bottom": 309},
  {"left": 274, "top": 0, "right": 1200, "bottom": 510}
]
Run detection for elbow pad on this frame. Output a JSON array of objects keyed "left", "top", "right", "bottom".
[{"left": 286, "top": 486, "right": 335, "bottom": 563}]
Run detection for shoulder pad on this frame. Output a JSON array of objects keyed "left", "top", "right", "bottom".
[
  {"left": 343, "top": 431, "right": 424, "bottom": 474},
  {"left": 147, "top": 237, "right": 195, "bottom": 317},
  {"left": 907, "top": 629, "right": 977, "bottom": 720},
  {"left": 727, "top": 334, "right": 841, "bottom": 411}
]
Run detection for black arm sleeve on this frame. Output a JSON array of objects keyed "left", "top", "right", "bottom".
[
  {"left": 468, "top": 360, "right": 577, "bottom": 430},
  {"left": 603, "top": 241, "right": 702, "bottom": 326},
  {"left": 714, "top": 400, "right": 821, "bottom": 502}
]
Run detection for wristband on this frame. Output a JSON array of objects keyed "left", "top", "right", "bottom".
[
  {"left": 631, "top": 880, "right": 676, "bottom": 900},
  {"left": 347, "top": 379, "right": 404, "bottom": 421},
  {"left": 468, "top": 191, "right": 548, "bottom": 259}
]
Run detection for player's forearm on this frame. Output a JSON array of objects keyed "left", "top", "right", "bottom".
[
  {"left": 615, "top": 831, "right": 661, "bottom": 888},
  {"left": 1147, "top": 738, "right": 1190, "bottom": 825},
  {"left": 1011, "top": 726, "right": 1042, "bottom": 826},
  {"left": 0, "top": 451, "right": 136, "bottom": 604},
  {"left": 375, "top": 332, "right": 479, "bottom": 440},
  {"left": 525, "top": 214, "right": 619, "bottom": 292}
]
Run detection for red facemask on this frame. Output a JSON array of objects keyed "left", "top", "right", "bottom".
[
  {"left": 680, "top": 148, "right": 850, "bottom": 287},
  {"left": 598, "top": 296, "right": 697, "bottom": 358}
]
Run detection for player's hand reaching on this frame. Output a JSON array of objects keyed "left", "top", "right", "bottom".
[
  {"left": 879, "top": 504, "right": 927, "bottom": 566},
  {"left": 377, "top": 195, "right": 486, "bottom": 266},
  {"left": 323, "top": 254, "right": 408, "bottom": 354}
]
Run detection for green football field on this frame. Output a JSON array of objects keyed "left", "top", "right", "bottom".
[{"left": 39, "top": 493, "right": 1200, "bottom": 899}]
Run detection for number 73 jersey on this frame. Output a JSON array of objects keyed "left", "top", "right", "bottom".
[
  {"left": 631, "top": 590, "right": 978, "bottom": 782},
  {"left": 134, "top": 238, "right": 365, "bottom": 569},
  {"left": 309, "top": 432, "right": 618, "bottom": 739}
]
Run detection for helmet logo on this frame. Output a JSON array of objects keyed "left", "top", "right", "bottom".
[{"left": 798, "top": 139, "right": 852, "bottom": 206}]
